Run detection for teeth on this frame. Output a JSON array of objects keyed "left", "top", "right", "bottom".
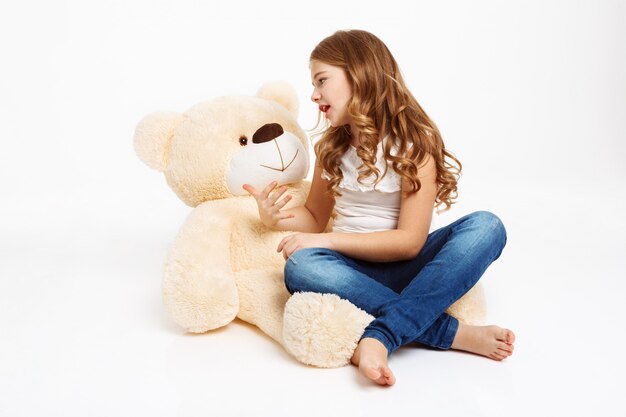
[{"left": 320, "top": 105, "right": 330, "bottom": 112}]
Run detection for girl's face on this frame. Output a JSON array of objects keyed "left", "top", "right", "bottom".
[{"left": 310, "top": 60, "right": 353, "bottom": 128}]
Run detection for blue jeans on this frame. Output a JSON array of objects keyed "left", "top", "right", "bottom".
[{"left": 283, "top": 211, "right": 507, "bottom": 357}]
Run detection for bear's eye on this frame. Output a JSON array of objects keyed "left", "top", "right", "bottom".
[{"left": 239, "top": 136, "right": 248, "bottom": 146}]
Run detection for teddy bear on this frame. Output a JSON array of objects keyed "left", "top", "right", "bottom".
[{"left": 133, "top": 81, "right": 486, "bottom": 368}]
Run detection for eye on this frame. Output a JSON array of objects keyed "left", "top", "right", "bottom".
[
  {"left": 239, "top": 136, "right": 248, "bottom": 146},
  {"left": 318, "top": 78, "right": 327, "bottom": 85}
]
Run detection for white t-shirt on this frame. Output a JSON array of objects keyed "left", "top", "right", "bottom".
[{"left": 321, "top": 135, "right": 408, "bottom": 233}]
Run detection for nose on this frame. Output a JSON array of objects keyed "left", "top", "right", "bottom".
[
  {"left": 310, "top": 88, "right": 320, "bottom": 103},
  {"left": 252, "top": 123, "right": 284, "bottom": 144}
]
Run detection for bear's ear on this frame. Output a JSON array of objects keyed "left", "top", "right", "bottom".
[
  {"left": 256, "top": 81, "right": 299, "bottom": 118},
  {"left": 133, "top": 111, "right": 184, "bottom": 171}
]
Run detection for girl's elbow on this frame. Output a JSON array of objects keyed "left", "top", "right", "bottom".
[
  {"left": 396, "top": 230, "right": 426, "bottom": 260},
  {"left": 404, "top": 241, "right": 425, "bottom": 260},
  {"left": 404, "top": 248, "right": 419, "bottom": 260}
]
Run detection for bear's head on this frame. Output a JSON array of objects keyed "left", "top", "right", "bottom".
[{"left": 134, "top": 81, "right": 310, "bottom": 207}]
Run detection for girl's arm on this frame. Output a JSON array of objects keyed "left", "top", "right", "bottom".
[
  {"left": 326, "top": 154, "right": 438, "bottom": 262},
  {"left": 272, "top": 163, "right": 336, "bottom": 233}
]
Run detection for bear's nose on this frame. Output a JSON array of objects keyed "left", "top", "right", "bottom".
[{"left": 252, "top": 123, "right": 284, "bottom": 144}]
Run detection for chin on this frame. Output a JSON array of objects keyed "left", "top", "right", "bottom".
[{"left": 327, "top": 117, "right": 347, "bottom": 129}]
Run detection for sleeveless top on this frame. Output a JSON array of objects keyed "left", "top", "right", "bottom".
[{"left": 321, "top": 135, "right": 410, "bottom": 233}]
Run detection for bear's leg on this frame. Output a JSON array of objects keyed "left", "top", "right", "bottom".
[
  {"left": 162, "top": 205, "right": 239, "bottom": 333},
  {"left": 282, "top": 292, "right": 375, "bottom": 368},
  {"left": 234, "top": 268, "right": 291, "bottom": 344}
]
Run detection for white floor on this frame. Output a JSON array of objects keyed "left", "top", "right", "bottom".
[{"left": 1, "top": 177, "right": 624, "bottom": 417}]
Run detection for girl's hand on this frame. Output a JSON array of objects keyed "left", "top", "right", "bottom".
[
  {"left": 277, "top": 232, "right": 331, "bottom": 260},
  {"left": 242, "top": 181, "right": 294, "bottom": 229}
]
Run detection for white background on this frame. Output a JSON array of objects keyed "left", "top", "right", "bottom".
[{"left": 1, "top": 0, "right": 625, "bottom": 416}]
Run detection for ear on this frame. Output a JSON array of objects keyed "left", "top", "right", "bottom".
[
  {"left": 133, "top": 111, "right": 185, "bottom": 171},
  {"left": 256, "top": 80, "right": 299, "bottom": 118}
]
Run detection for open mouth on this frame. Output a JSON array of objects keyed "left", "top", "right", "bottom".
[{"left": 319, "top": 105, "right": 330, "bottom": 113}]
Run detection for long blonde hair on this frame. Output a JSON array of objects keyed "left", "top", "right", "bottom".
[{"left": 309, "top": 29, "right": 462, "bottom": 212}]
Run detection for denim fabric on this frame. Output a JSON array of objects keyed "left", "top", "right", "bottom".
[{"left": 284, "top": 211, "right": 507, "bottom": 357}]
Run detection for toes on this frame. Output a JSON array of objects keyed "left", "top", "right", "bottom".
[
  {"left": 373, "top": 372, "right": 392, "bottom": 386},
  {"left": 504, "top": 329, "right": 516, "bottom": 344},
  {"left": 375, "top": 376, "right": 388, "bottom": 385},
  {"left": 496, "top": 328, "right": 516, "bottom": 344},
  {"left": 490, "top": 352, "right": 506, "bottom": 361},
  {"left": 498, "top": 346, "right": 513, "bottom": 356},
  {"left": 382, "top": 367, "right": 396, "bottom": 385},
  {"left": 362, "top": 365, "right": 395, "bottom": 386},
  {"left": 495, "top": 349, "right": 511, "bottom": 360},
  {"left": 374, "top": 374, "right": 393, "bottom": 386},
  {"left": 497, "top": 341, "right": 514, "bottom": 353}
]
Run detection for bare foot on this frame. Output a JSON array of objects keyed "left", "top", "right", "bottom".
[
  {"left": 451, "top": 324, "right": 515, "bottom": 361},
  {"left": 350, "top": 338, "right": 396, "bottom": 386}
]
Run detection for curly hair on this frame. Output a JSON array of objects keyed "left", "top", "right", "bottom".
[{"left": 308, "top": 29, "right": 462, "bottom": 213}]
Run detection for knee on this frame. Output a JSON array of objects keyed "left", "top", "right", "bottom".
[
  {"left": 283, "top": 247, "right": 329, "bottom": 295},
  {"left": 467, "top": 211, "right": 507, "bottom": 249}
]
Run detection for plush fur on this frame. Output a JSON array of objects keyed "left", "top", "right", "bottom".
[{"left": 133, "top": 81, "right": 486, "bottom": 368}]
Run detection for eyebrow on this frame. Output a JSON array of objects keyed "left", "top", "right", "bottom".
[{"left": 311, "top": 71, "right": 328, "bottom": 85}]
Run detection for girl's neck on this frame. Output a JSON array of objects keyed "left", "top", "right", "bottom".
[{"left": 349, "top": 124, "right": 359, "bottom": 147}]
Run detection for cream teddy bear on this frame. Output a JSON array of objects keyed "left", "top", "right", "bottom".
[{"left": 133, "top": 81, "right": 486, "bottom": 368}]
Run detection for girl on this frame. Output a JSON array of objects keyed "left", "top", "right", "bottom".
[{"left": 243, "top": 29, "right": 515, "bottom": 387}]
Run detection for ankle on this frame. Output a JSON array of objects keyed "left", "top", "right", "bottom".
[{"left": 451, "top": 323, "right": 472, "bottom": 350}]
